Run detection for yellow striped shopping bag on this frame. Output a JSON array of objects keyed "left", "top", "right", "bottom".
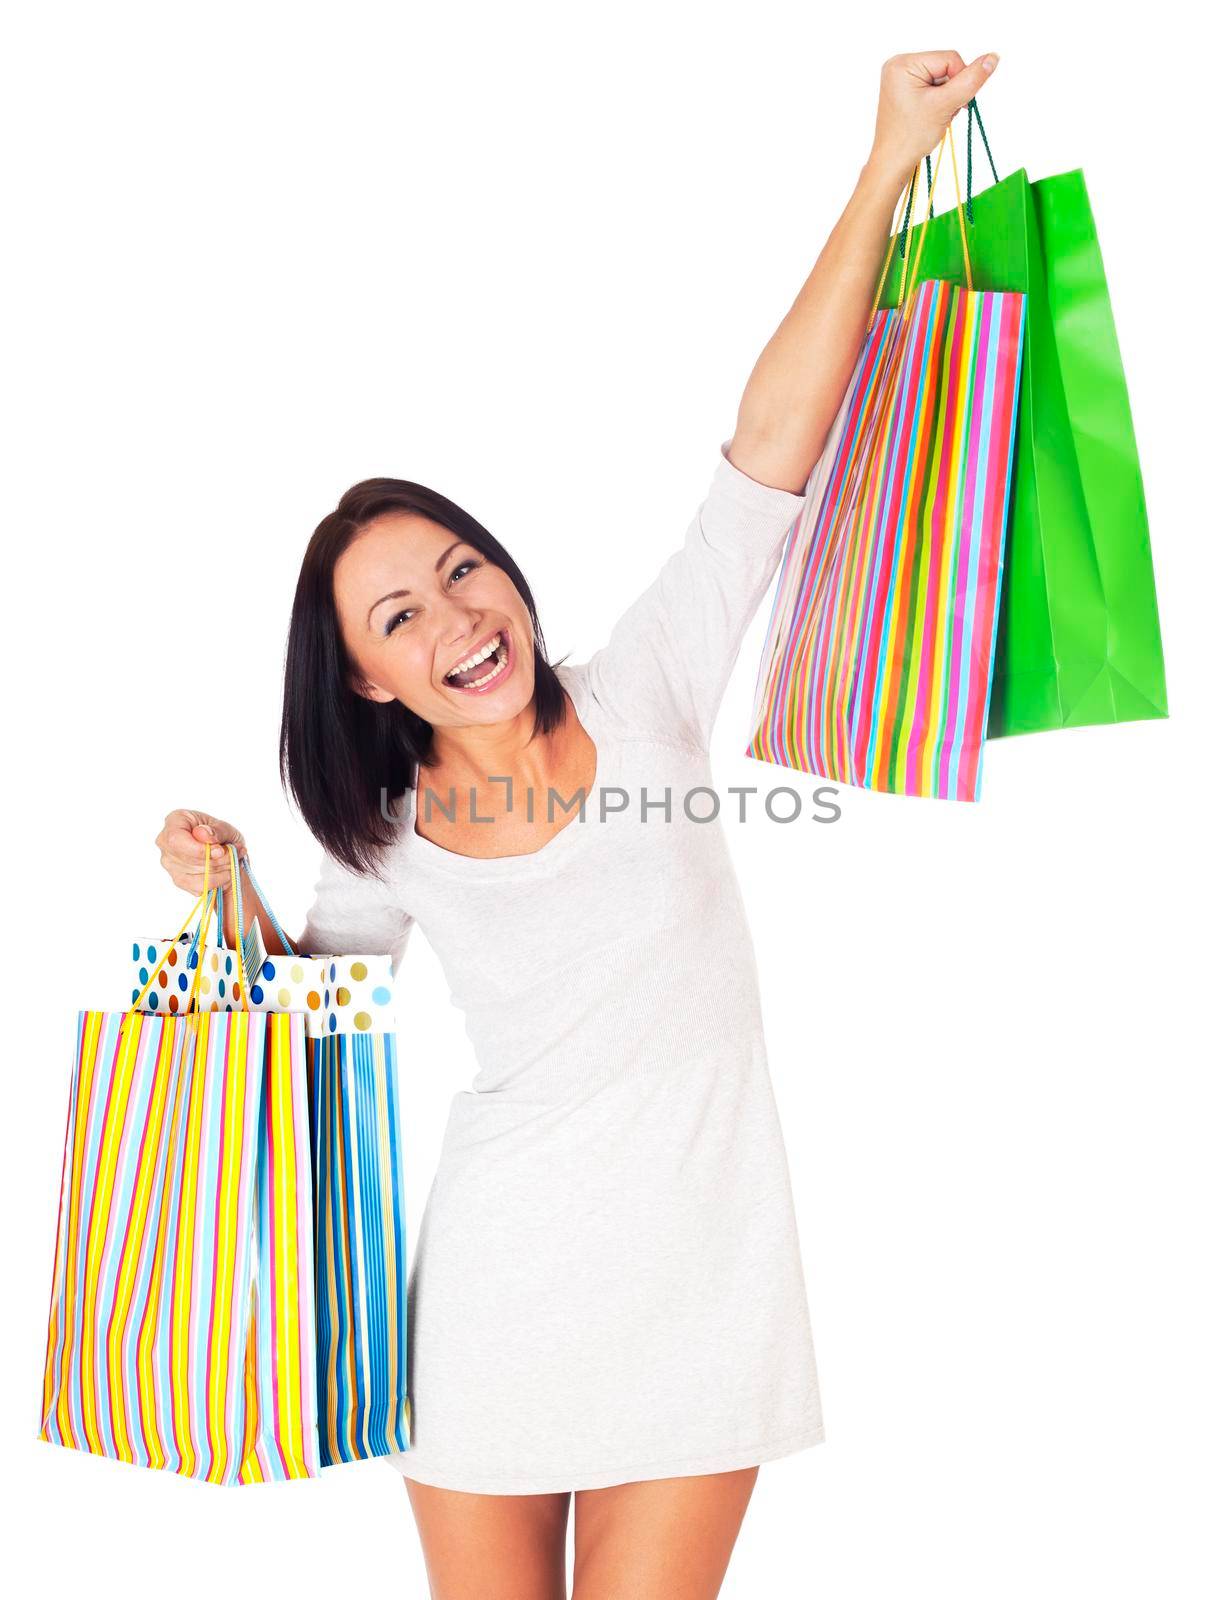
[
  {"left": 117, "top": 847, "right": 412, "bottom": 1469},
  {"left": 38, "top": 848, "right": 321, "bottom": 1484}
]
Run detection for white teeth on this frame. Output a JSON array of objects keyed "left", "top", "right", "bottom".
[
  {"left": 452, "top": 639, "right": 509, "bottom": 691},
  {"left": 445, "top": 632, "right": 501, "bottom": 679}
]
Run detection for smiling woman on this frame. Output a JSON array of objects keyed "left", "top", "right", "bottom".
[
  {"left": 279, "top": 476, "right": 572, "bottom": 876},
  {"left": 152, "top": 46, "right": 1005, "bottom": 1600}
]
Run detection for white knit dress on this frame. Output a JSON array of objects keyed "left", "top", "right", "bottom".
[{"left": 299, "top": 441, "right": 826, "bottom": 1494}]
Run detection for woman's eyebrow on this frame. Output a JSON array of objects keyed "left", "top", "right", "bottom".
[{"left": 367, "top": 539, "right": 466, "bottom": 625}]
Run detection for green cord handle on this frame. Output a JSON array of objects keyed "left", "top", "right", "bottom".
[
  {"left": 898, "top": 97, "right": 999, "bottom": 258},
  {"left": 965, "top": 95, "right": 998, "bottom": 223}
]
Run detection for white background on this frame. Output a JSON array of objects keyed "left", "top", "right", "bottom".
[{"left": 3, "top": 3, "right": 1209, "bottom": 1596}]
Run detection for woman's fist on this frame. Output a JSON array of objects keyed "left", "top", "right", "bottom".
[
  {"left": 868, "top": 50, "right": 1000, "bottom": 183},
  {"left": 156, "top": 809, "right": 247, "bottom": 895}
]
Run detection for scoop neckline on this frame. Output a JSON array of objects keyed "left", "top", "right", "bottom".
[{"left": 400, "top": 662, "right": 604, "bottom": 877}]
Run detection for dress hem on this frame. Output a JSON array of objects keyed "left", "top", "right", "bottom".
[{"left": 383, "top": 1421, "right": 826, "bottom": 1495}]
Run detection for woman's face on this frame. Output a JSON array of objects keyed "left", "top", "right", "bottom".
[{"left": 333, "top": 512, "right": 536, "bottom": 728}]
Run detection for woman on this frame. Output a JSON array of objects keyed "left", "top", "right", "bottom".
[{"left": 156, "top": 50, "right": 999, "bottom": 1600}]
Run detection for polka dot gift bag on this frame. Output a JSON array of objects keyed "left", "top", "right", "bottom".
[
  {"left": 248, "top": 951, "right": 395, "bottom": 1039},
  {"left": 166, "top": 849, "right": 411, "bottom": 1467},
  {"left": 130, "top": 884, "right": 397, "bottom": 1040},
  {"left": 39, "top": 847, "right": 322, "bottom": 1484}
]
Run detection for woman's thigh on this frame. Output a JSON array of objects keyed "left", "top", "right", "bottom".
[
  {"left": 403, "top": 1476, "right": 572, "bottom": 1600},
  {"left": 571, "top": 1466, "right": 760, "bottom": 1600}
]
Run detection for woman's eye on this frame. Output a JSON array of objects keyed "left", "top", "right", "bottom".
[{"left": 384, "top": 559, "right": 482, "bottom": 635}]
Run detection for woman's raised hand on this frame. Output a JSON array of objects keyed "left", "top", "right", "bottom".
[
  {"left": 156, "top": 808, "right": 247, "bottom": 895},
  {"left": 868, "top": 50, "right": 1000, "bottom": 183}
]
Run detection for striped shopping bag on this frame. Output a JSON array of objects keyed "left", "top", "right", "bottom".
[
  {"left": 39, "top": 859, "right": 321, "bottom": 1484},
  {"left": 747, "top": 120, "right": 1026, "bottom": 801},
  {"left": 221, "top": 853, "right": 410, "bottom": 1464},
  {"left": 310, "top": 1029, "right": 410, "bottom": 1464}
]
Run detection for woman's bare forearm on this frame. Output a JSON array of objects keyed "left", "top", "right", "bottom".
[
  {"left": 727, "top": 156, "right": 909, "bottom": 494},
  {"left": 726, "top": 51, "right": 1000, "bottom": 494},
  {"left": 220, "top": 873, "right": 296, "bottom": 958}
]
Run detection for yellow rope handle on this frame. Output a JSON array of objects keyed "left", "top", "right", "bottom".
[
  {"left": 868, "top": 169, "right": 915, "bottom": 330},
  {"left": 126, "top": 845, "right": 214, "bottom": 1017},
  {"left": 905, "top": 121, "right": 974, "bottom": 305},
  {"left": 946, "top": 118, "right": 973, "bottom": 291},
  {"left": 903, "top": 130, "right": 949, "bottom": 304},
  {"left": 125, "top": 842, "right": 252, "bottom": 1023},
  {"left": 869, "top": 117, "right": 977, "bottom": 331},
  {"left": 186, "top": 860, "right": 218, "bottom": 1016},
  {"left": 225, "top": 842, "right": 249, "bottom": 1012},
  {"left": 180, "top": 842, "right": 253, "bottom": 1016}
]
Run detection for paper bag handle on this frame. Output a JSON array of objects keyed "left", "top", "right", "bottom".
[
  {"left": 868, "top": 116, "right": 974, "bottom": 330},
  {"left": 235, "top": 855, "right": 297, "bottom": 957},
  {"left": 896, "top": 98, "right": 999, "bottom": 248},
  {"left": 127, "top": 844, "right": 249, "bottom": 1019}
]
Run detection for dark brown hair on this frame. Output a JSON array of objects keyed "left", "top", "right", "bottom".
[{"left": 280, "top": 476, "right": 570, "bottom": 878}]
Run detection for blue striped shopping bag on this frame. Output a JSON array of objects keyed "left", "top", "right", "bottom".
[
  {"left": 229, "top": 853, "right": 411, "bottom": 1464},
  {"left": 309, "top": 1027, "right": 410, "bottom": 1463}
]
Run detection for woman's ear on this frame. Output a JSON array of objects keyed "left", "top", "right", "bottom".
[{"left": 348, "top": 672, "right": 397, "bottom": 705}]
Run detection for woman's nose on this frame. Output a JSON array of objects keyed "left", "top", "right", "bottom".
[{"left": 437, "top": 603, "right": 483, "bottom": 650}]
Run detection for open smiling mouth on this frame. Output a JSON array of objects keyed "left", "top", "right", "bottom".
[{"left": 443, "top": 626, "right": 513, "bottom": 694}]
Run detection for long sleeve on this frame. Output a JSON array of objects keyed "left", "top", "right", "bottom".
[
  {"left": 582, "top": 439, "right": 808, "bottom": 750},
  {"left": 298, "top": 844, "right": 415, "bottom": 977}
]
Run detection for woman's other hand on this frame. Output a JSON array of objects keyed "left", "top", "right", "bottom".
[
  {"left": 156, "top": 808, "right": 247, "bottom": 895},
  {"left": 867, "top": 50, "right": 1000, "bottom": 184}
]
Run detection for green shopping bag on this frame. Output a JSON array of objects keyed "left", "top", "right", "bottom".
[{"left": 875, "top": 103, "right": 1168, "bottom": 738}]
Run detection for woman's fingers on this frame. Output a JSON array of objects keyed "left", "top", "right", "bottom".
[
  {"left": 871, "top": 50, "right": 1000, "bottom": 176},
  {"left": 934, "top": 53, "right": 998, "bottom": 112},
  {"left": 179, "top": 866, "right": 234, "bottom": 893},
  {"left": 162, "top": 855, "right": 235, "bottom": 893},
  {"left": 156, "top": 807, "right": 247, "bottom": 894},
  {"left": 896, "top": 49, "right": 967, "bottom": 84},
  {"left": 157, "top": 807, "right": 246, "bottom": 852}
]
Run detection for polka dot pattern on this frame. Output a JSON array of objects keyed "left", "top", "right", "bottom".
[
  {"left": 132, "top": 938, "right": 395, "bottom": 1036},
  {"left": 247, "top": 952, "right": 395, "bottom": 1036}
]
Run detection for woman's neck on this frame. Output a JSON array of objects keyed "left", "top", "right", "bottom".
[{"left": 425, "top": 701, "right": 547, "bottom": 791}]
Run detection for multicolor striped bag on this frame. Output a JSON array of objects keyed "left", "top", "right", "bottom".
[
  {"left": 39, "top": 857, "right": 321, "bottom": 1484},
  {"left": 220, "top": 853, "right": 411, "bottom": 1465},
  {"left": 40, "top": 846, "right": 412, "bottom": 1482},
  {"left": 746, "top": 120, "right": 1026, "bottom": 801},
  {"left": 309, "top": 1027, "right": 410, "bottom": 1465},
  {"left": 118, "top": 847, "right": 410, "bottom": 1468}
]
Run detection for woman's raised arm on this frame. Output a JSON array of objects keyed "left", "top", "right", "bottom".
[{"left": 727, "top": 50, "right": 999, "bottom": 494}]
